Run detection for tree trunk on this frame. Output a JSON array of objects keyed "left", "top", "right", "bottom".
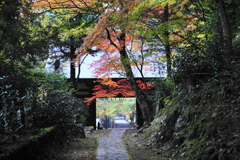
[
  {"left": 163, "top": 5, "right": 172, "bottom": 78},
  {"left": 70, "top": 44, "right": 76, "bottom": 88},
  {"left": 0, "top": 105, "right": 5, "bottom": 133},
  {"left": 217, "top": 0, "right": 232, "bottom": 52},
  {"left": 118, "top": 32, "right": 153, "bottom": 126}
]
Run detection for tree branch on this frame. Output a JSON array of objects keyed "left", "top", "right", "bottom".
[
  {"left": 105, "top": 28, "right": 119, "bottom": 49},
  {"left": 196, "top": 0, "right": 206, "bottom": 22}
]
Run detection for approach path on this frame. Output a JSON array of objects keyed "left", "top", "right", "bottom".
[{"left": 95, "top": 129, "right": 130, "bottom": 160}]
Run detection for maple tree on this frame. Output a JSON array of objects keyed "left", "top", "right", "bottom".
[
  {"left": 86, "top": 78, "right": 153, "bottom": 104},
  {"left": 74, "top": 0, "right": 195, "bottom": 125},
  {"left": 77, "top": 0, "right": 207, "bottom": 78},
  {"left": 74, "top": 0, "right": 156, "bottom": 125},
  {"left": 72, "top": 1, "right": 160, "bottom": 125}
]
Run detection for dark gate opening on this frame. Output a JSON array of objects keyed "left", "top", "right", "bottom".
[{"left": 72, "top": 78, "right": 144, "bottom": 130}]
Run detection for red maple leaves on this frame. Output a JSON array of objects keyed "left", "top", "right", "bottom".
[{"left": 85, "top": 78, "right": 153, "bottom": 104}]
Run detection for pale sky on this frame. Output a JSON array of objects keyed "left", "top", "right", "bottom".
[{"left": 44, "top": 47, "right": 166, "bottom": 78}]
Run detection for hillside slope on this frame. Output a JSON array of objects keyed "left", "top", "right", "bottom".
[{"left": 145, "top": 63, "right": 240, "bottom": 159}]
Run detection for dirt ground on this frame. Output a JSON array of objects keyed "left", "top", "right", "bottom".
[
  {"left": 53, "top": 129, "right": 112, "bottom": 160},
  {"left": 123, "top": 129, "right": 165, "bottom": 160}
]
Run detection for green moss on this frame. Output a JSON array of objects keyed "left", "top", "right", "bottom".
[{"left": 39, "top": 126, "right": 54, "bottom": 133}]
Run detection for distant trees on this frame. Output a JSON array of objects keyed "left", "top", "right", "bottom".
[{"left": 96, "top": 98, "right": 135, "bottom": 121}]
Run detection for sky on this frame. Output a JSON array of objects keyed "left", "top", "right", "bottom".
[{"left": 44, "top": 46, "right": 166, "bottom": 78}]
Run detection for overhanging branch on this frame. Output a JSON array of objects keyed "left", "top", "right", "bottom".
[{"left": 105, "top": 28, "right": 119, "bottom": 49}]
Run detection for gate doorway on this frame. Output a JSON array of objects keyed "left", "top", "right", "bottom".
[
  {"left": 72, "top": 78, "right": 144, "bottom": 129},
  {"left": 96, "top": 97, "right": 136, "bottom": 129}
]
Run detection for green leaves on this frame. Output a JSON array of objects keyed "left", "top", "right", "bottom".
[{"left": 43, "top": 72, "right": 74, "bottom": 93}]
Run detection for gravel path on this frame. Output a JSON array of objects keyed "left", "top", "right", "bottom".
[{"left": 95, "top": 129, "right": 129, "bottom": 160}]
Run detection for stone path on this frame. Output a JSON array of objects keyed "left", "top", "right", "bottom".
[{"left": 95, "top": 129, "right": 130, "bottom": 160}]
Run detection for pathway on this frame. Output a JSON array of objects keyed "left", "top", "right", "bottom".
[
  {"left": 114, "top": 120, "right": 133, "bottom": 129},
  {"left": 95, "top": 129, "right": 130, "bottom": 160}
]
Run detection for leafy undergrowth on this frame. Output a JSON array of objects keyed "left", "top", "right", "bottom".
[
  {"left": 0, "top": 132, "right": 35, "bottom": 158},
  {"left": 0, "top": 127, "right": 112, "bottom": 160},
  {"left": 51, "top": 137, "right": 97, "bottom": 160},
  {"left": 0, "top": 127, "right": 55, "bottom": 159},
  {"left": 123, "top": 129, "right": 167, "bottom": 160},
  {"left": 52, "top": 128, "right": 112, "bottom": 160}
]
